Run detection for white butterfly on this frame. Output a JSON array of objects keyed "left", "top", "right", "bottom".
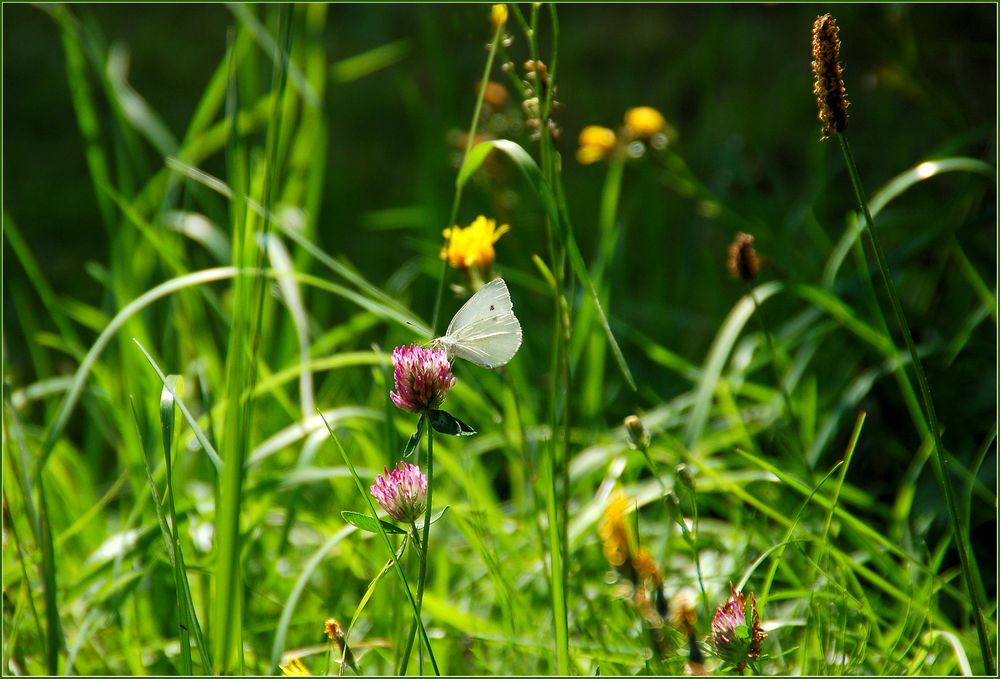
[{"left": 435, "top": 278, "right": 523, "bottom": 369}]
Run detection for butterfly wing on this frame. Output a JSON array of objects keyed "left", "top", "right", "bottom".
[
  {"left": 445, "top": 278, "right": 514, "bottom": 337},
  {"left": 446, "top": 312, "right": 522, "bottom": 368},
  {"left": 441, "top": 278, "right": 522, "bottom": 368}
]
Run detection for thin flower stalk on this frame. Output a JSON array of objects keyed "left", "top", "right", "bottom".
[
  {"left": 521, "top": 5, "right": 571, "bottom": 673},
  {"left": 396, "top": 414, "right": 435, "bottom": 675},
  {"left": 431, "top": 11, "right": 505, "bottom": 334},
  {"left": 811, "top": 14, "right": 993, "bottom": 673}
]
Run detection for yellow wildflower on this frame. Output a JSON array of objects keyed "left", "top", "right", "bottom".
[
  {"left": 576, "top": 125, "right": 617, "bottom": 164},
  {"left": 624, "top": 106, "right": 666, "bottom": 137},
  {"left": 598, "top": 493, "right": 633, "bottom": 567},
  {"left": 324, "top": 617, "right": 340, "bottom": 641},
  {"left": 279, "top": 657, "right": 311, "bottom": 676},
  {"left": 441, "top": 215, "right": 510, "bottom": 271},
  {"left": 491, "top": 4, "right": 508, "bottom": 30},
  {"left": 324, "top": 617, "right": 358, "bottom": 672}
]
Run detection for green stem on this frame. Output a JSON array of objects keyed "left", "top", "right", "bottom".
[
  {"left": 431, "top": 19, "right": 504, "bottom": 334},
  {"left": 747, "top": 291, "right": 799, "bottom": 441},
  {"left": 580, "top": 154, "right": 625, "bottom": 418},
  {"left": 525, "top": 6, "right": 570, "bottom": 673},
  {"left": 836, "top": 134, "right": 994, "bottom": 675},
  {"left": 321, "top": 415, "right": 436, "bottom": 676},
  {"left": 675, "top": 487, "right": 710, "bottom": 623},
  {"left": 398, "top": 413, "right": 436, "bottom": 675}
]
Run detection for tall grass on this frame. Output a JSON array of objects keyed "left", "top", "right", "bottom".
[{"left": 2, "top": 4, "right": 995, "bottom": 676}]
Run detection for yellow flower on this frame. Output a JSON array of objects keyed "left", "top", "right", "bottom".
[
  {"left": 624, "top": 106, "right": 666, "bottom": 137},
  {"left": 441, "top": 216, "right": 510, "bottom": 271},
  {"left": 598, "top": 493, "right": 633, "bottom": 568},
  {"left": 279, "top": 657, "right": 311, "bottom": 676},
  {"left": 491, "top": 4, "right": 508, "bottom": 30},
  {"left": 576, "top": 125, "right": 617, "bottom": 164}
]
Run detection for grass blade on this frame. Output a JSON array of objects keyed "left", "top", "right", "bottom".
[
  {"left": 684, "top": 281, "right": 782, "bottom": 447},
  {"left": 37, "top": 267, "right": 236, "bottom": 469}
]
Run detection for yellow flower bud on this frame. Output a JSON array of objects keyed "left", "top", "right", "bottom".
[
  {"left": 576, "top": 125, "right": 617, "bottom": 164},
  {"left": 624, "top": 106, "right": 667, "bottom": 137},
  {"left": 491, "top": 4, "right": 508, "bottom": 30}
]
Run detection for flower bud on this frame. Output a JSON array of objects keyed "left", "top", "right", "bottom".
[
  {"left": 624, "top": 415, "right": 651, "bottom": 451},
  {"left": 490, "top": 4, "right": 508, "bottom": 30},
  {"left": 727, "top": 232, "right": 760, "bottom": 282},
  {"left": 675, "top": 464, "right": 695, "bottom": 493},
  {"left": 624, "top": 106, "right": 667, "bottom": 138}
]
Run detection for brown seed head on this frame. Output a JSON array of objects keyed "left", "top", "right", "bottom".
[
  {"left": 727, "top": 232, "right": 760, "bottom": 282},
  {"left": 812, "top": 14, "right": 850, "bottom": 139}
]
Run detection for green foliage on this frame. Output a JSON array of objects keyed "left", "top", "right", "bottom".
[{"left": 2, "top": 4, "right": 995, "bottom": 676}]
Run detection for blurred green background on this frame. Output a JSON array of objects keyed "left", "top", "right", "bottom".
[
  {"left": 6, "top": 4, "right": 995, "bottom": 353},
  {"left": 3, "top": 0, "right": 997, "bottom": 645}
]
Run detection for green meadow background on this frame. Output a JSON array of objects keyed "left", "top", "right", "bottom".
[{"left": 3, "top": 3, "right": 996, "bottom": 675}]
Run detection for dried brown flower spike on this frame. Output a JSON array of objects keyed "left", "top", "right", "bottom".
[
  {"left": 811, "top": 14, "right": 850, "bottom": 139},
  {"left": 727, "top": 232, "right": 760, "bottom": 282}
]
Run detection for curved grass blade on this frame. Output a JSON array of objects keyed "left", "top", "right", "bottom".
[
  {"left": 129, "top": 394, "right": 211, "bottom": 672},
  {"left": 684, "top": 281, "right": 782, "bottom": 448},
  {"left": 269, "top": 525, "right": 355, "bottom": 669},
  {"left": 823, "top": 157, "right": 995, "bottom": 288},
  {"left": 342, "top": 539, "right": 408, "bottom": 674},
  {"left": 133, "top": 338, "right": 223, "bottom": 470},
  {"left": 265, "top": 234, "right": 315, "bottom": 419},
  {"left": 37, "top": 267, "right": 237, "bottom": 469},
  {"left": 163, "top": 157, "right": 431, "bottom": 337}
]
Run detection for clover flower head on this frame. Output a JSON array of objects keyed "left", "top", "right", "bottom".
[
  {"left": 389, "top": 344, "right": 456, "bottom": 413},
  {"left": 370, "top": 461, "right": 428, "bottom": 524},
  {"left": 711, "top": 583, "right": 767, "bottom": 671},
  {"left": 441, "top": 215, "right": 510, "bottom": 271}
]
